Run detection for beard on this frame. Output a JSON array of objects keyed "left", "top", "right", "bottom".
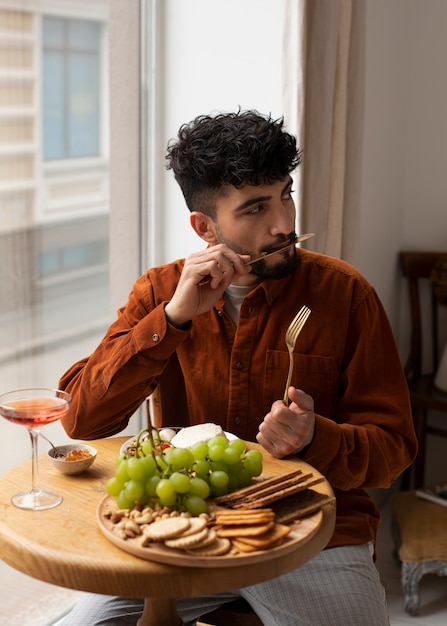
[
  {"left": 250, "top": 249, "right": 298, "bottom": 280},
  {"left": 214, "top": 227, "right": 299, "bottom": 280}
]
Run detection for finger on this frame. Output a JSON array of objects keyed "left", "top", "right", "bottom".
[
  {"left": 256, "top": 431, "right": 281, "bottom": 458},
  {"left": 288, "top": 387, "right": 314, "bottom": 411}
]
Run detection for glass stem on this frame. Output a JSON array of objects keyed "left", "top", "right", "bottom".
[{"left": 29, "top": 429, "right": 40, "bottom": 495}]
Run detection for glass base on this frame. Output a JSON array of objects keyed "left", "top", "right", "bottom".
[{"left": 11, "top": 489, "right": 62, "bottom": 511}]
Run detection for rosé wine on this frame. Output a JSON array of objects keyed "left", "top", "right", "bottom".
[{"left": 0, "top": 397, "right": 69, "bottom": 428}]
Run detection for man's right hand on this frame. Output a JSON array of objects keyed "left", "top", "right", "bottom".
[{"left": 164, "top": 244, "right": 252, "bottom": 328}]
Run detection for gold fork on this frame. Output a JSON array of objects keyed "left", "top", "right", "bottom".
[{"left": 283, "top": 305, "right": 311, "bottom": 404}]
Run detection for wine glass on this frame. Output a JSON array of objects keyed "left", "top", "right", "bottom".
[{"left": 0, "top": 387, "right": 71, "bottom": 510}]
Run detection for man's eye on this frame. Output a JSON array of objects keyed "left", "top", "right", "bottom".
[
  {"left": 248, "top": 205, "right": 263, "bottom": 215},
  {"left": 283, "top": 188, "right": 295, "bottom": 200}
]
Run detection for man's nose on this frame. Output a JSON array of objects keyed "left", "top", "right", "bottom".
[{"left": 270, "top": 204, "right": 295, "bottom": 236}]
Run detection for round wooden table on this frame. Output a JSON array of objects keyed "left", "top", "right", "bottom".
[{"left": 0, "top": 437, "right": 335, "bottom": 626}]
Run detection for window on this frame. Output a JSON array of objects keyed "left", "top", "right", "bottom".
[
  {"left": 42, "top": 16, "right": 101, "bottom": 160},
  {"left": 0, "top": 0, "right": 114, "bottom": 476}
]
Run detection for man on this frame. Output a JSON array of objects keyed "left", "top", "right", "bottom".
[{"left": 59, "top": 110, "right": 417, "bottom": 625}]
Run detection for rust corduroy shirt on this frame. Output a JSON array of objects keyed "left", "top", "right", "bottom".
[{"left": 60, "top": 249, "right": 417, "bottom": 549}]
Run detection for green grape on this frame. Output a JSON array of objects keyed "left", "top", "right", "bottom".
[
  {"left": 156, "top": 478, "right": 176, "bottom": 501},
  {"left": 222, "top": 447, "right": 241, "bottom": 465},
  {"left": 244, "top": 456, "right": 263, "bottom": 477},
  {"left": 207, "top": 435, "right": 229, "bottom": 449},
  {"left": 208, "top": 445, "right": 225, "bottom": 461},
  {"left": 245, "top": 449, "right": 263, "bottom": 462},
  {"left": 226, "top": 460, "right": 244, "bottom": 475},
  {"left": 227, "top": 473, "right": 240, "bottom": 492},
  {"left": 127, "top": 457, "right": 147, "bottom": 480},
  {"left": 105, "top": 476, "right": 123, "bottom": 497},
  {"left": 209, "top": 483, "right": 228, "bottom": 497},
  {"left": 168, "top": 447, "right": 195, "bottom": 470},
  {"left": 210, "top": 460, "right": 228, "bottom": 473},
  {"left": 209, "top": 470, "right": 229, "bottom": 489},
  {"left": 161, "top": 447, "right": 174, "bottom": 465},
  {"left": 116, "top": 490, "right": 134, "bottom": 510},
  {"left": 189, "top": 476, "right": 211, "bottom": 499},
  {"left": 184, "top": 495, "right": 208, "bottom": 516},
  {"left": 193, "top": 459, "right": 210, "bottom": 478},
  {"left": 169, "top": 472, "right": 191, "bottom": 494},
  {"left": 237, "top": 468, "right": 252, "bottom": 487},
  {"left": 145, "top": 474, "right": 161, "bottom": 497},
  {"left": 115, "top": 458, "right": 130, "bottom": 484},
  {"left": 140, "top": 454, "right": 157, "bottom": 477},
  {"left": 159, "top": 491, "right": 178, "bottom": 508},
  {"left": 228, "top": 438, "right": 246, "bottom": 455},
  {"left": 154, "top": 454, "right": 168, "bottom": 472},
  {"left": 141, "top": 440, "right": 153, "bottom": 455},
  {"left": 190, "top": 441, "right": 209, "bottom": 461},
  {"left": 124, "top": 479, "right": 145, "bottom": 502},
  {"left": 115, "top": 454, "right": 127, "bottom": 467}
]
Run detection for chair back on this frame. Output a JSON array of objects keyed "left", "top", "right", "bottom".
[{"left": 399, "top": 251, "right": 446, "bottom": 380}]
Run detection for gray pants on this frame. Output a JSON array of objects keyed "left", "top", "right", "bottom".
[{"left": 58, "top": 544, "right": 389, "bottom": 625}]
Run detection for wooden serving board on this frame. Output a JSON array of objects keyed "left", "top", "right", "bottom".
[{"left": 97, "top": 495, "right": 323, "bottom": 568}]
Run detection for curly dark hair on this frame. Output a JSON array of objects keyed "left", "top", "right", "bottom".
[{"left": 165, "top": 110, "right": 302, "bottom": 217}]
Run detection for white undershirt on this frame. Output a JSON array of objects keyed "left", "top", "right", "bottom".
[{"left": 224, "top": 284, "right": 253, "bottom": 325}]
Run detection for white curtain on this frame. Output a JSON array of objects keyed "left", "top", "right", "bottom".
[{"left": 282, "top": 0, "right": 366, "bottom": 262}]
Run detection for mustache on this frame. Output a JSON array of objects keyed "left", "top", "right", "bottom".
[{"left": 261, "top": 232, "right": 297, "bottom": 256}]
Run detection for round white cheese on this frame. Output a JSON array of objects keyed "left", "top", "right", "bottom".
[{"left": 170, "top": 423, "right": 225, "bottom": 448}]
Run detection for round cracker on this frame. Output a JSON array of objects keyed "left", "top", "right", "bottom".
[
  {"left": 189, "top": 528, "right": 218, "bottom": 549},
  {"left": 186, "top": 537, "right": 232, "bottom": 556},
  {"left": 179, "top": 516, "right": 207, "bottom": 536},
  {"left": 164, "top": 526, "right": 210, "bottom": 549},
  {"left": 143, "top": 517, "right": 190, "bottom": 541}
]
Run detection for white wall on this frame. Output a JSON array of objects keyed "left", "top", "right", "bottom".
[
  {"left": 357, "top": 0, "right": 447, "bottom": 485},
  {"left": 357, "top": 0, "right": 447, "bottom": 352}
]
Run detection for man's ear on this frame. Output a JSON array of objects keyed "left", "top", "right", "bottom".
[{"left": 190, "top": 212, "right": 219, "bottom": 244}]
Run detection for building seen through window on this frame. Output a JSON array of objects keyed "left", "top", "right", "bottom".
[
  {"left": 0, "top": 1, "right": 110, "bottom": 402},
  {"left": 42, "top": 16, "right": 100, "bottom": 160}
]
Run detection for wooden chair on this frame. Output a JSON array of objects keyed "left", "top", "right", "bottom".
[
  {"left": 391, "top": 253, "right": 447, "bottom": 616},
  {"left": 390, "top": 490, "right": 447, "bottom": 616},
  {"left": 199, "top": 598, "right": 263, "bottom": 625},
  {"left": 399, "top": 251, "right": 447, "bottom": 489}
]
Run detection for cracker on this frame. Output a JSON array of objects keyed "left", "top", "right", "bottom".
[
  {"left": 164, "top": 526, "right": 210, "bottom": 549},
  {"left": 271, "top": 490, "right": 336, "bottom": 524},
  {"left": 215, "top": 507, "right": 274, "bottom": 515},
  {"left": 232, "top": 476, "right": 324, "bottom": 509},
  {"left": 186, "top": 537, "right": 232, "bottom": 556},
  {"left": 216, "top": 521, "right": 275, "bottom": 537},
  {"left": 214, "top": 469, "right": 304, "bottom": 504},
  {"left": 231, "top": 539, "right": 259, "bottom": 553},
  {"left": 179, "top": 516, "right": 208, "bottom": 536},
  {"left": 233, "top": 523, "right": 291, "bottom": 549},
  {"left": 215, "top": 511, "right": 275, "bottom": 525},
  {"left": 190, "top": 528, "right": 218, "bottom": 548},
  {"left": 142, "top": 516, "right": 190, "bottom": 541}
]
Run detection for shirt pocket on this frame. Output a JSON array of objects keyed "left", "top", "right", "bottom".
[{"left": 264, "top": 351, "right": 339, "bottom": 419}]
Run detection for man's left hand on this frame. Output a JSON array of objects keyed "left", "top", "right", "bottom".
[{"left": 256, "top": 387, "right": 315, "bottom": 458}]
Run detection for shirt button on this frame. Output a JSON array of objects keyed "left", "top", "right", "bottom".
[
  {"left": 235, "top": 361, "right": 243, "bottom": 370},
  {"left": 235, "top": 416, "right": 241, "bottom": 425},
  {"left": 151, "top": 333, "right": 160, "bottom": 342}
]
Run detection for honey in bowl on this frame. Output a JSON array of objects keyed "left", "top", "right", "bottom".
[{"left": 65, "top": 449, "right": 93, "bottom": 462}]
